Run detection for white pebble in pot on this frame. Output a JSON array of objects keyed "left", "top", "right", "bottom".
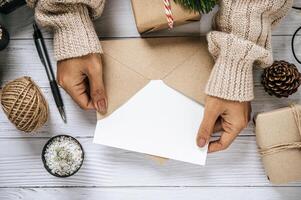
[{"left": 42, "top": 135, "right": 84, "bottom": 177}]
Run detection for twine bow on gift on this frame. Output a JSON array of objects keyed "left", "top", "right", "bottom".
[{"left": 259, "top": 104, "right": 301, "bottom": 156}]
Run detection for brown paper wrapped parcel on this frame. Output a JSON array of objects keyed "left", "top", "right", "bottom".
[
  {"left": 255, "top": 105, "right": 301, "bottom": 184},
  {"left": 131, "top": 0, "right": 200, "bottom": 34},
  {"left": 97, "top": 37, "right": 213, "bottom": 163}
]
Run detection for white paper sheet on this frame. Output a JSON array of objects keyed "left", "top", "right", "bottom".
[{"left": 93, "top": 80, "right": 207, "bottom": 165}]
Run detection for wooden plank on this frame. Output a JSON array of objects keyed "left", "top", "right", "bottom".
[
  {"left": 0, "top": 36, "right": 301, "bottom": 137},
  {"left": 0, "top": 85, "right": 293, "bottom": 138},
  {"left": 0, "top": 84, "right": 299, "bottom": 138},
  {"left": 0, "top": 87, "right": 97, "bottom": 137},
  {"left": 0, "top": 0, "right": 300, "bottom": 197},
  {"left": 1, "top": 187, "right": 301, "bottom": 200},
  {"left": 0, "top": 0, "right": 300, "bottom": 39},
  {"left": 0, "top": 35, "right": 299, "bottom": 87},
  {"left": 0, "top": 137, "right": 300, "bottom": 187}
]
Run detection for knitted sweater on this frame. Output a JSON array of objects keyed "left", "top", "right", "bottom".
[
  {"left": 26, "top": 0, "right": 105, "bottom": 61},
  {"left": 26, "top": 0, "right": 292, "bottom": 102},
  {"left": 206, "top": 0, "right": 293, "bottom": 101}
]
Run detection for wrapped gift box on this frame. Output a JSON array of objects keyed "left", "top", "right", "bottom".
[
  {"left": 131, "top": 0, "right": 200, "bottom": 34},
  {"left": 255, "top": 105, "right": 301, "bottom": 184}
]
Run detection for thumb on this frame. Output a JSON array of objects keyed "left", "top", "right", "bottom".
[
  {"left": 197, "top": 107, "right": 220, "bottom": 148},
  {"left": 87, "top": 65, "right": 107, "bottom": 115}
]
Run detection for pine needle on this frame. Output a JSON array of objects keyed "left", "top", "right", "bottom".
[{"left": 174, "top": 0, "right": 217, "bottom": 13}]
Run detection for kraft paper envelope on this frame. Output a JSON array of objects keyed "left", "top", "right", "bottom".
[{"left": 94, "top": 37, "right": 214, "bottom": 165}]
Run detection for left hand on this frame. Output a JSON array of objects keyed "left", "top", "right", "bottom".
[
  {"left": 57, "top": 53, "right": 107, "bottom": 114},
  {"left": 196, "top": 96, "right": 251, "bottom": 153}
]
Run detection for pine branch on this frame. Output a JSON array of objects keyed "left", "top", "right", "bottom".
[{"left": 174, "top": 0, "right": 217, "bottom": 13}]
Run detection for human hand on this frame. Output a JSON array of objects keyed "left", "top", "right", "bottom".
[
  {"left": 196, "top": 96, "right": 251, "bottom": 153},
  {"left": 57, "top": 53, "right": 107, "bottom": 114}
]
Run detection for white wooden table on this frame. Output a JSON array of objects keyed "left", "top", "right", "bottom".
[{"left": 1, "top": 1, "right": 301, "bottom": 199}]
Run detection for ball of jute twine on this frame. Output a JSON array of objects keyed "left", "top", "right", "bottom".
[{"left": 0, "top": 76, "right": 49, "bottom": 133}]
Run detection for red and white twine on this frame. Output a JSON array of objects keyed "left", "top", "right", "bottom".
[{"left": 163, "top": 0, "right": 174, "bottom": 29}]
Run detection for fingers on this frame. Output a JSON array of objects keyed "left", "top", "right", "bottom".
[
  {"left": 196, "top": 105, "right": 221, "bottom": 148},
  {"left": 57, "top": 62, "right": 94, "bottom": 110},
  {"left": 213, "top": 117, "right": 223, "bottom": 133},
  {"left": 208, "top": 130, "right": 237, "bottom": 153},
  {"left": 208, "top": 117, "right": 249, "bottom": 153},
  {"left": 86, "top": 55, "right": 107, "bottom": 115},
  {"left": 57, "top": 54, "right": 108, "bottom": 112},
  {"left": 63, "top": 80, "right": 94, "bottom": 110}
]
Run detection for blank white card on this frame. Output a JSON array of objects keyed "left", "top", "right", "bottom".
[{"left": 93, "top": 80, "right": 207, "bottom": 165}]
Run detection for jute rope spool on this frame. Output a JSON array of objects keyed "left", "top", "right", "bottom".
[{"left": 0, "top": 76, "right": 49, "bottom": 133}]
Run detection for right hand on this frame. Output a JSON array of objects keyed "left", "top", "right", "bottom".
[
  {"left": 57, "top": 53, "right": 107, "bottom": 114},
  {"left": 196, "top": 96, "right": 251, "bottom": 153}
]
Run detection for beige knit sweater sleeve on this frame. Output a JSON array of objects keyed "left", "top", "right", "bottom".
[
  {"left": 206, "top": 0, "right": 293, "bottom": 102},
  {"left": 26, "top": 0, "right": 105, "bottom": 61}
]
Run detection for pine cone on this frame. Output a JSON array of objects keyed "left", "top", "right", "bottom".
[{"left": 262, "top": 60, "right": 301, "bottom": 98}]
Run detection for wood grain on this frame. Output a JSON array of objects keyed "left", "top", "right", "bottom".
[
  {"left": 0, "top": 0, "right": 301, "bottom": 198},
  {"left": 1, "top": 0, "right": 301, "bottom": 39},
  {"left": 0, "top": 34, "right": 299, "bottom": 87},
  {"left": 1, "top": 187, "right": 301, "bottom": 200},
  {"left": 0, "top": 137, "right": 300, "bottom": 187},
  {"left": 0, "top": 87, "right": 97, "bottom": 138},
  {"left": 0, "top": 36, "right": 301, "bottom": 137},
  {"left": 0, "top": 83, "right": 300, "bottom": 138}
]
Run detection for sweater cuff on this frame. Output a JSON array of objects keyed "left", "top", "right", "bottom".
[
  {"left": 205, "top": 31, "right": 273, "bottom": 102},
  {"left": 52, "top": 5, "right": 102, "bottom": 61}
]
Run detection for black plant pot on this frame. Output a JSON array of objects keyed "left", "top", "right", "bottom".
[
  {"left": 41, "top": 135, "right": 85, "bottom": 178},
  {"left": 0, "top": 25, "right": 9, "bottom": 50},
  {"left": 0, "top": 0, "right": 26, "bottom": 14}
]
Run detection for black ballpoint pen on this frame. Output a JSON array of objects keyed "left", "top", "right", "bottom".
[{"left": 33, "top": 23, "right": 67, "bottom": 123}]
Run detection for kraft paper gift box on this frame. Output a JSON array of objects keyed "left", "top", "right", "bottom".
[
  {"left": 131, "top": 0, "right": 200, "bottom": 34},
  {"left": 255, "top": 105, "right": 301, "bottom": 184},
  {"left": 95, "top": 37, "right": 213, "bottom": 164}
]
